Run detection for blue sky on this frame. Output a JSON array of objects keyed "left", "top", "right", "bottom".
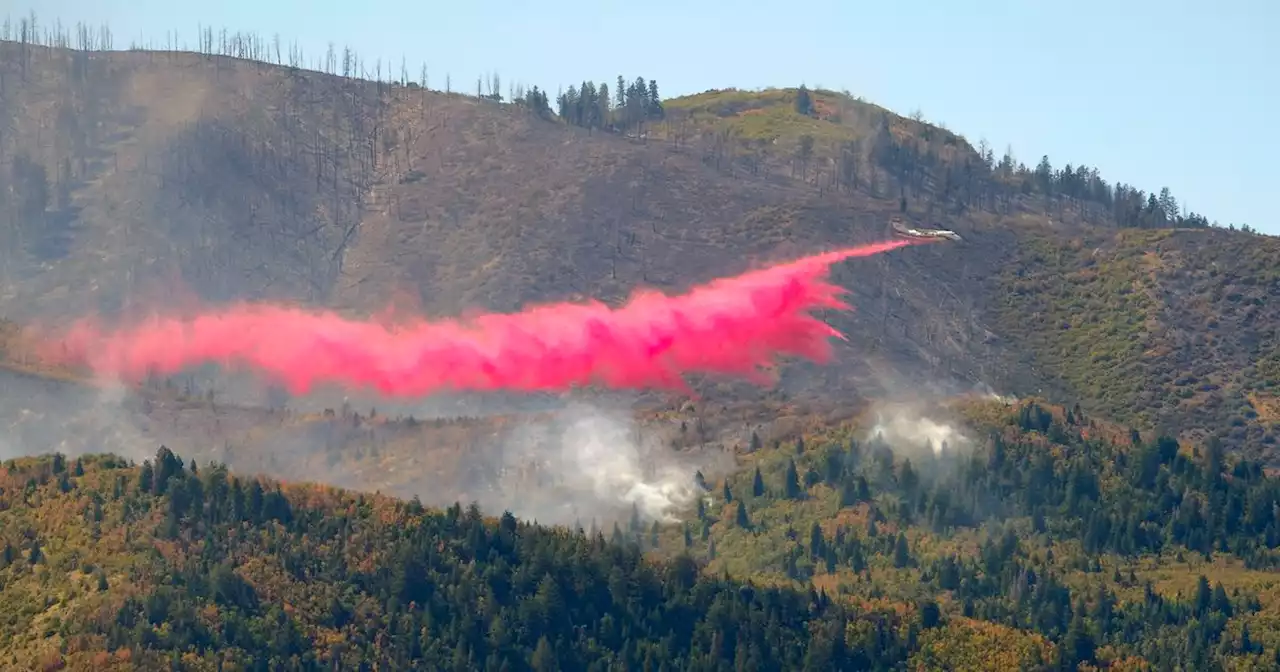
[{"left": 13, "top": 0, "right": 1279, "bottom": 235}]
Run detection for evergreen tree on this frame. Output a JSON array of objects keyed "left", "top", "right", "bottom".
[
  {"left": 784, "top": 459, "right": 803, "bottom": 499},
  {"left": 808, "top": 522, "right": 825, "bottom": 560},
  {"left": 530, "top": 636, "right": 557, "bottom": 672},
  {"left": 893, "top": 533, "right": 910, "bottom": 568},
  {"left": 1062, "top": 610, "right": 1096, "bottom": 667},
  {"left": 856, "top": 476, "right": 871, "bottom": 502},
  {"left": 794, "top": 84, "right": 813, "bottom": 115},
  {"left": 138, "top": 461, "right": 154, "bottom": 493},
  {"left": 918, "top": 599, "right": 942, "bottom": 629},
  {"left": 839, "top": 479, "right": 858, "bottom": 507}
]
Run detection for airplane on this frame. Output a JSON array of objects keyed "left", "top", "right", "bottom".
[{"left": 889, "top": 217, "right": 963, "bottom": 242}]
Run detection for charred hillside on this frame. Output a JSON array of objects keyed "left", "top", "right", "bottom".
[{"left": 0, "top": 26, "right": 1276, "bottom": 458}]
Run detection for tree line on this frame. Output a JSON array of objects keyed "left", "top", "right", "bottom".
[
  {"left": 791, "top": 81, "right": 1250, "bottom": 234},
  {"left": 681, "top": 400, "right": 1280, "bottom": 669},
  {"left": 860, "top": 94, "right": 1227, "bottom": 232},
  {"left": 5, "top": 396, "right": 1280, "bottom": 668},
  {"left": 3, "top": 448, "right": 922, "bottom": 670},
  {"left": 553, "top": 76, "right": 665, "bottom": 134}
]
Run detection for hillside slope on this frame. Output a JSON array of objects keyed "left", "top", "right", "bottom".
[
  {"left": 992, "top": 228, "right": 1280, "bottom": 455},
  {"left": 6, "top": 397, "right": 1280, "bottom": 670},
  {"left": 0, "top": 359, "right": 747, "bottom": 530},
  {"left": 0, "top": 450, "right": 915, "bottom": 671},
  {"left": 643, "top": 397, "right": 1280, "bottom": 671},
  {"left": 0, "top": 39, "right": 1276, "bottom": 457}
]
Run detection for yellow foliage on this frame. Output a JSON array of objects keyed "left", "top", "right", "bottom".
[{"left": 911, "top": 617, "right": 1056, "bottom": 671}]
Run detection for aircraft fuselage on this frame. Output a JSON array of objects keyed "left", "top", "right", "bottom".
[{"left": 890, "top": 219, "right": 963, "bottom": 242}]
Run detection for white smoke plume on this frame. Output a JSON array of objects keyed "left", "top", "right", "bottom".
[
  {"left": 970, "top": 381, "right": 1018, "bottom": 405},
  {"left": 865, "top": 401, "right": 973, "bottom": 458},
  {"left": 446, "top": 401, "right": 717, "bottom": 529}
]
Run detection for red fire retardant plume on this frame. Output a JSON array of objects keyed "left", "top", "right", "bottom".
[{"left": 38, "top": 240, "right": 917, "bottom": 396}]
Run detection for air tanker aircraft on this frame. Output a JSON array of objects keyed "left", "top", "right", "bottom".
[{"left": 889, "top": 216, "right": 963, "bottom": 242}]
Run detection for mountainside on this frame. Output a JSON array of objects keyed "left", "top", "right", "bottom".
[
  {"left": 0, "top": 450, "right": 896, "bottom": 671},
  {"left": 650, "top": 396, "right": 1280, "bottom": 671},
  {"left": 992, "top": 228, "right": 1279, "bottom": 453},
  {"left": 3, "top": 19, "right": 1280, "bottom": 672},
  {"left": 0, "top": 33, "right": 1276, "bottom": 463},
  {"left": 5, "top": 398, "right": 1280, "bottom": 670}
]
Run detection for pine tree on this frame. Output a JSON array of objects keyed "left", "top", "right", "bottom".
[
  {"left": 839, "top": 480, "right": 858, "bottom": 507},
  {"left": 918, "top": 599, "right": 942, "bottom": 629},
  {"left": 856, "top": 476, "right": 871, "bottom": 501},
  {"left": 531, "top": 635, "right": 557, "bottom": 672},
  {"left": 1195, "top": 575, "right": 1212, "bottom": 615},
  {"left": 784, "top": 459, "right": 802, "bottom": 499},
  {"left": 1204, "top": 435, "right": 1225, "bottom": 488},
  {"left": 808, "top": 522, "right": 825, "bottom": 560},
  {"left": 647, "top": 80, "right": 663, "bottom": 119},
  {"left": 794, "top": 84, "right": 813, "bottom": 115},
  {"left": 892, "top": 533, "right": 910, "bottom": 568},
  {"left": 899, "top": 459, "right": 919, "bottom": 493},
  {"left": 138, "top": 460, "right": 154, "bottom": 493},
  {"left": 1062, "top": 609, "right": 1096, "bottom": 667},
  {"left": 735, "top": 500, "right": 750, "bottom": 528}
]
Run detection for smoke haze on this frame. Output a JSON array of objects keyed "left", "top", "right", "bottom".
[
  {"left": 865, "top": 401, "right": 974, "bottom": 459},
  {"left": 428, "top": 401, "right": 731, "bottom": 528}
]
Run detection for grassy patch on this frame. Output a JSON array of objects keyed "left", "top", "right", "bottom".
[
  {"left": 992, "top": 230, "right": 1158, "bottom": 425},
  {"left": 992, "top": 228, "right": 1280, "bottom": 452}
]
